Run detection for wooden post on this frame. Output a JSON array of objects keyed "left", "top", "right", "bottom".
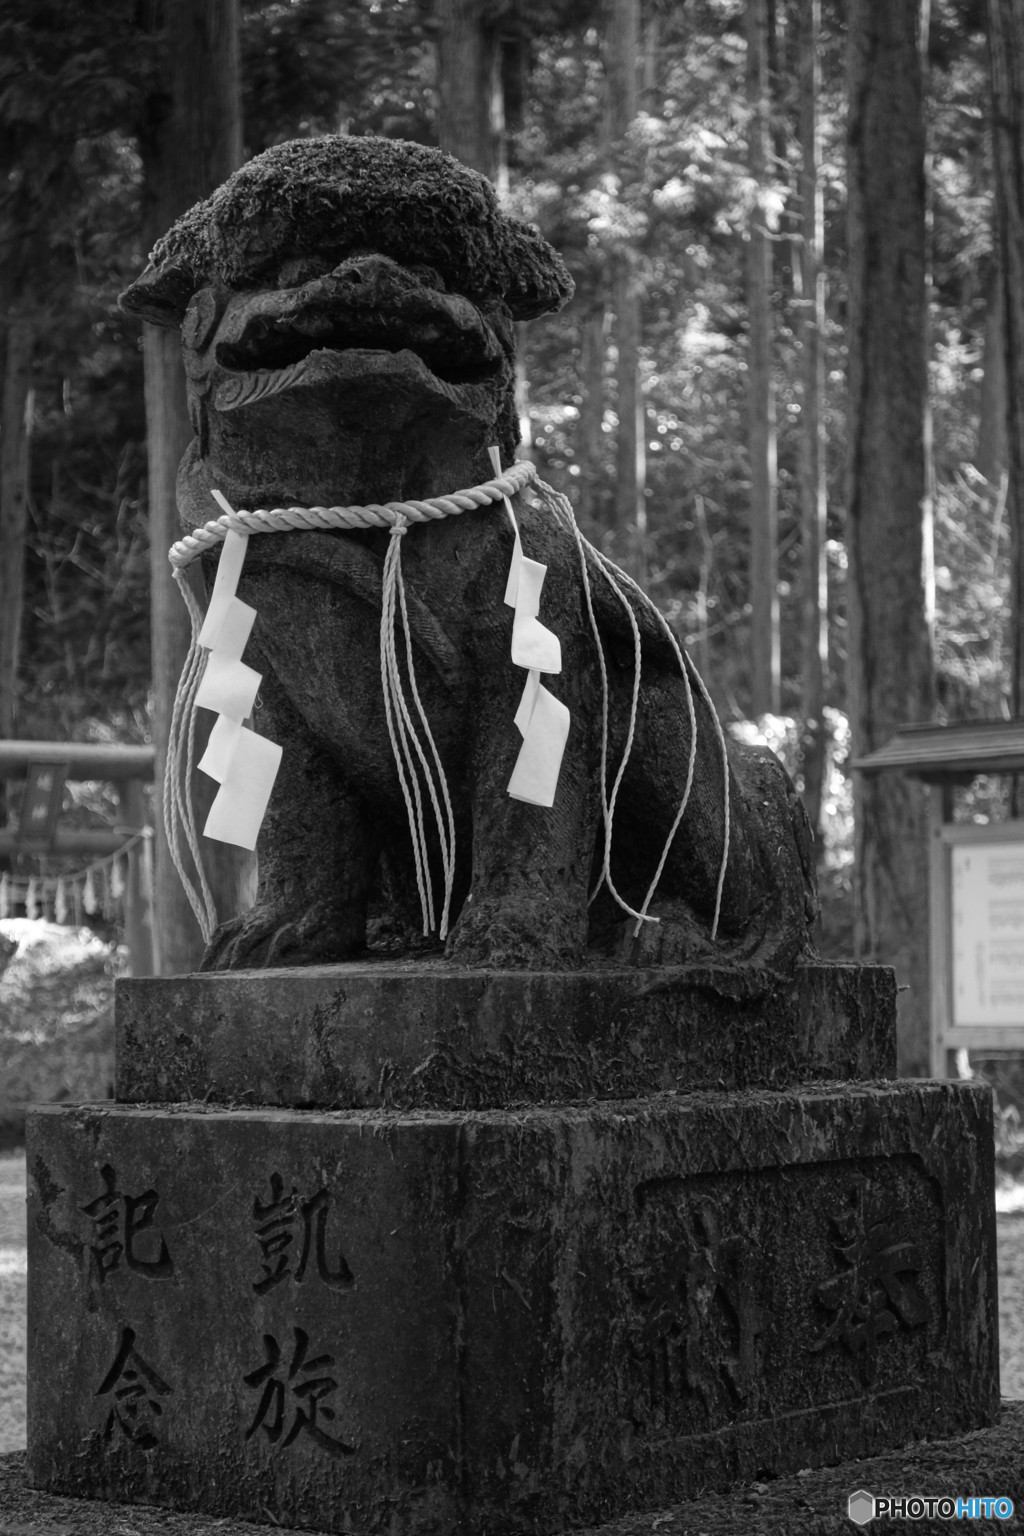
[
  {"left": 928, "top": 780, "right": 954, "bottom": 1078},
  {"left": 0, "top": 316, "right": 35, "bottom": 743},
  {"left": 116, "top": 779, "right": 156, "bottom": 978}
]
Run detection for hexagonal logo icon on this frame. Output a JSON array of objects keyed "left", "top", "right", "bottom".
[{"left": 848, "top": 1489, "right": 875, "bottom": 1525}]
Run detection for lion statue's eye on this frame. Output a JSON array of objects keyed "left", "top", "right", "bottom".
[
  {"left": 181, "top": 287, "right": 223, "bottom": 350},
  {"left": 275, "top": 255, "right": 332, "bottom": 289},
  {"left": 405, "top": 264, "right": 447, "bottom": 292}
]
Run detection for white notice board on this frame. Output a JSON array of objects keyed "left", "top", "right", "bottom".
[{"left": 951, "top": 837, "right": 1024, "bottom": 1026}]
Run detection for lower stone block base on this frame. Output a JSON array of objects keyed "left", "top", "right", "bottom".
[
  {"left": 6, "top": 1406, "right": 1024, "bottom": 1535},
  {"left": 26, "top": 1081, "right": 998, "bottom": 1535}
]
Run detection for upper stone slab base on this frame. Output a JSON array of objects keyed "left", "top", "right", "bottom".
[{"left": 115, "top": 960, "right": 896, "bottom": 1110}]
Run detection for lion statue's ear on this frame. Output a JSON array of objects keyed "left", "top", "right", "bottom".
[
  {"left": 119, "top": 258, "right": 197, "bottom": 328},
  {"left": 501, "top": 218, "right": 575, "bottom": 321}
]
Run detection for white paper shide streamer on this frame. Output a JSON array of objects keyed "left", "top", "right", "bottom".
[
  {"left": 193, "top": 492, "right": 282, "bottom": 852},
  {"left": 489, "top": 447, "right": 570, "bottom": 807}
]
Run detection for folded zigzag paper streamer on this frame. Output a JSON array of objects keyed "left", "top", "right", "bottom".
[
  {"left": 488, "top": 446, "right": 570, "bottom": 808},
  {"left": 193, "top": 495, "right": 283, "bottom": 852}
]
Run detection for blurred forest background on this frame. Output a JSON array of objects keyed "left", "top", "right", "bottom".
[{"left": 1, "top": 0, "right": 1022, "bottom": 1076}]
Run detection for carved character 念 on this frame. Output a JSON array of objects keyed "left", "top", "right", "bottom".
[{"left": 95, "top": 1325, "right": 173, "bottom": 1447}]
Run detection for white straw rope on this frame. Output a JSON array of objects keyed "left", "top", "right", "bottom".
[{"left": 168, "top": 462, "right": 539, "bottom": 570}]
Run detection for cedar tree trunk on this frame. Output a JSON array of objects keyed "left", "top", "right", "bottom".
[{"left": 847, "top": 0, "right": 935, "bottom": 1075}]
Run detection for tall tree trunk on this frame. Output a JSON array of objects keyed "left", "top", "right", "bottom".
[
  {"left": 0, "top": 315, "right": 34, "bottom": 743},
  {"left": 607, "top": 0, "right": 646, "bottom": 578},
  {"left": 436, "top": 0, "right": 504, "bottom": 184},
  {"left": 612, "top": 264, "right": 647, "bottom": 579},
  {"left": 436, "top": 1, "right": 517, "bottom": 453},
  {"left": 988, "top": 0, "right": 1024, "bottom": 718},
  {"left": 578, "top": 305, "right": 607, "bottom": 530},
  {"left": 795, "top": 0, "right": 828, "bottom": 843},
  {"left": 976, "top": 266, "right": 1008, "bottom": 487},
  {"left": 693, "top": 492, "right": 714, "bottom": 681},
  {"left": 921, "top": 4, "right": 937, "bottom": 651},
  {"left": 137, "top": 0, "right": 248, "bottom": 974},
  {"left": 641, "top": 9, "right": 660, "bottom": 101},
  {"left": 747, "top": 0, "right": 780, "bottom": 716},
  {"left": 847, "top": 0, "right": 934, "bottom": 1075},
  {"left": 515, "top": 330, "right": 533, "bottom": 461}
]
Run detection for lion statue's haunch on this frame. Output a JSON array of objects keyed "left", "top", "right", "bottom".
[{"left": 121, "top": 136, "right": 816, "bottom": 974}]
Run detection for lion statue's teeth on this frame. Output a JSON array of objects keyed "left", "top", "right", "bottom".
[{"left": 217, "top": 360, "right": 308, "bottom": 412}]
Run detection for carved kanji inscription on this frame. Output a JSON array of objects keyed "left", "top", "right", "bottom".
[
  {"left": 95, "top": 1326, "right": 173, "bottom": 1448},
  {"left": 80, "top": 1164, "right": 173, "bottom": 1283},
  {"left": 631, "top": 1204, "right": 767, "bottom": 1419},
  {"left": 813, "top": 1178, "right": 930, "bottom": 1380},
  {"left": 244, "top": 1326, "right": 355, "bottom": 1458},
  {"left": 250, "top": 1173, "right": 354, "bottom": 1293}
]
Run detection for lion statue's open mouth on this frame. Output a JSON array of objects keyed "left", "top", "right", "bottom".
[{"left": 210, "top": 261, "right": 510, "bottom": 412}]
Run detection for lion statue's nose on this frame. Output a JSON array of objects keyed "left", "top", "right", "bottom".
[
  {"left": 327, "top": 254, "right": 419, "bottom": 301},
  {"left": 331, "top": 255, "right": 389, "bottom": 284}
]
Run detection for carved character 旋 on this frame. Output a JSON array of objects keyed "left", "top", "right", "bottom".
[{"left": 120, "top": 135, "right": 817, "bottom": 974}]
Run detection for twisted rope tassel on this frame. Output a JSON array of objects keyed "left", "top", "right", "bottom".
[
  {"left": 379, "top": 519, "right": 457, "bottom": 939},
  {"left": 165, "top": 568, "right": 217, "bottom": 943},
  {"left": 530, "top": 477, "right": 730, "bottom": 941}
]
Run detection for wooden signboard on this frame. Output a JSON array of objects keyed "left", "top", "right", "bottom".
[
  {"left": 931, "top": 819, "right": 1024, "bottom": 1072},
  {"left": 852, "top": 719, "right": 1024, "bottom": 1076}
]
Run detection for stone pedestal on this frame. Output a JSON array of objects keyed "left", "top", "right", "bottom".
[{"left": 25, "top": 963, "right": 998, "bottom": 1534}]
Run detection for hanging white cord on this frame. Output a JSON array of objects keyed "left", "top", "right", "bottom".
[
  {"left": 391, "top": 528, "right": 457, "bottom": 934},
  {"left": 166, "top": 570, "right": 217, "bottom": 941},
  {"left": 379, "top": 521, "right": 436, "bottom": 933},
  {"left": 529, "top": 477, "right": 729, "bottom": 940},
  {"left": 378, "top": 517, "right": 458, "bottom": 938},
  {"left": 577, "top": 532, "right": 650, "bottom": 926}
]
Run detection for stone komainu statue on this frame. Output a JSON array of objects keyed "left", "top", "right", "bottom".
[{"left": 121, "top": 136, "right": 817, "bottom": 974}]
